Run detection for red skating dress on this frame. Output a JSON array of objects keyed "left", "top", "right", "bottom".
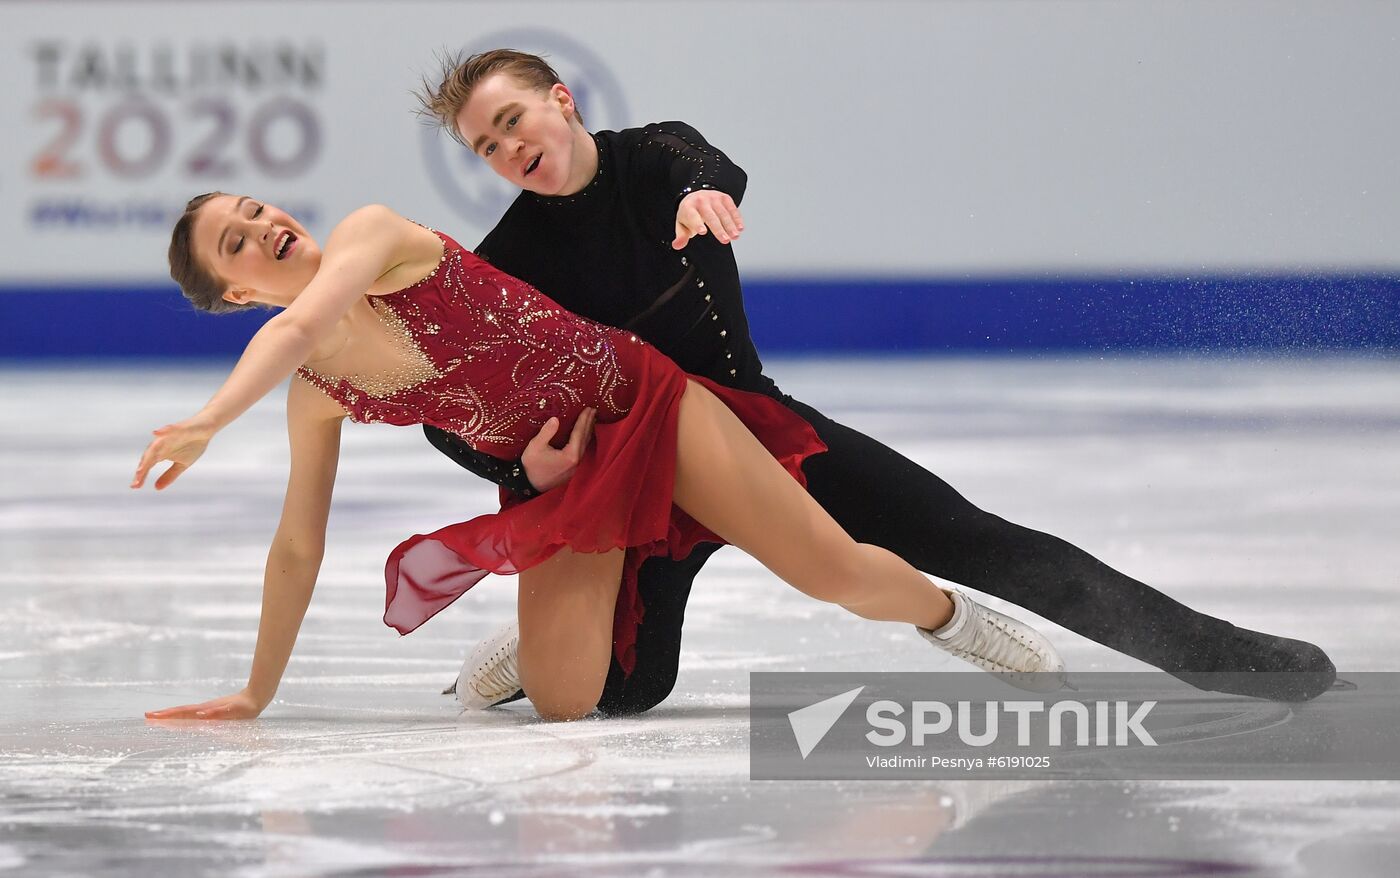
[{"left": 297, "top": 231, "right": 826, "bottom": 674}]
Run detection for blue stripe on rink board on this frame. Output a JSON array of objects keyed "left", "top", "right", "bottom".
[
  {"left": 3, "top": 274, "right": 1399, "bottom": 358},
  {"left": 741, "top": 274, "right": 1400, "bottom": 353}
]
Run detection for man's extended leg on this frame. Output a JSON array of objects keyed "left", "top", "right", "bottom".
[{"left": 783, "top": 396, "right": 1333, "bottom": 699}]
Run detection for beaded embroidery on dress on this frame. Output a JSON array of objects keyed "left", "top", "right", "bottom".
[
  {"left": 298, "top": 230, "right": 636, "bottom": 460},
  {"left": 299, "top": 230, "right": 827, "bottom": 674}
]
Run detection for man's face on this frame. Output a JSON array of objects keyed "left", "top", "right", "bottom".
[{"left": 456, "top": 73, "right": 579, "bottom": 196}]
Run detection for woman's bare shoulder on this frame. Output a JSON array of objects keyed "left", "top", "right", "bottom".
[
  {"left": 326, "top": 204, "right": 418, "bottom": 243},
  {"left": 321, "top": 204, "right": 443, "bottom": 296}
]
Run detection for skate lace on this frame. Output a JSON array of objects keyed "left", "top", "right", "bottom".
[
  {"left": 944, "top": 603, "right": 1049, "bottom": 674},
  {"left": 469, "top": 642, "right": 520, "bottom": 700}
]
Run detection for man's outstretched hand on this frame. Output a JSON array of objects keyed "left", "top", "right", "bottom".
[{"left": 673, "top": 190, "right": 744, "bottom": 249}]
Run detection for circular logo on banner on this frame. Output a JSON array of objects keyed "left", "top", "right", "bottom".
[{"left": 422, "top": 30, "right": 629, "bottom": 227}]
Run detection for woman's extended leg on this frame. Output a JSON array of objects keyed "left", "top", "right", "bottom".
[
  {"left": 516, "top": 546, "right": 625, "bottom": 721},
  {"left": 466, "top": 380, "right": 1058, "bottom": 720},
  {"left": 672, "top": 380, "right": 953, "bottom": 630}
]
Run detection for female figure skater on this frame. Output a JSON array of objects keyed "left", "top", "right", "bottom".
[{"left": 135, "top": 194, "right": 1064, "bottom": 722}]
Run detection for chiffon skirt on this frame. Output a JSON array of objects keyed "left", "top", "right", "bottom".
[{"left": 383, "top": 345, "right": 827, "bottom": 674}]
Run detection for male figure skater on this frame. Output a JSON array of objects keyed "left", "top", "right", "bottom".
[{"left": 418, "top": 50, "right": 1334, "bottom": 712}]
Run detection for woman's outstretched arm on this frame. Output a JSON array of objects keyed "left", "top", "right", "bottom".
[
  {"left": 132, "top": 205, "right": 416, "bottom": 491},
  {"left": 146, "top": 379, "right": 345, "bottom": 719}
]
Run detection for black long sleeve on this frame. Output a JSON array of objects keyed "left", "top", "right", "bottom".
[
  {"left": 422, "top": 424, "right": 539, "bottom": 498},
  {"left": 636, "top": 121, "right": 748, "bottom": 208}
]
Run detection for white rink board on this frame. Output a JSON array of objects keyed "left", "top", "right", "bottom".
[{"left": 2, "top": 0, "right": 1399, "bottom": 284}]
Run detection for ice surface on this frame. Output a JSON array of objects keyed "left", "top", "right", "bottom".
[{"left": 3, "top": 355, "right": 1398, "bottom": 876}]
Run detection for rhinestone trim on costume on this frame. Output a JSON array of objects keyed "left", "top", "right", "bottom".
[{"left": 297, "top": 230, "right": 633, "bottom": 457}]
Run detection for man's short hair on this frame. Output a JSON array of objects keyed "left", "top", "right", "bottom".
[{"left": 418, "top": 49, "right": 582, "bottom": 147}]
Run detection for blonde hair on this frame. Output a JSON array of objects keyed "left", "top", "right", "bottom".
[{"left": 418, "top": 49, "right": 582, "bottom": 147}]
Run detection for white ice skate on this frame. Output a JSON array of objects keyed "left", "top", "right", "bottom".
[
  {"left": 919, "top": 590, "right": 1066, "bottom": 692},
  {"left": 453, "top": 621, "right": 522, "bottom": 710}
]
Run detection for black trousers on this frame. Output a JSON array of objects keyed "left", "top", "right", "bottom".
[{"left": 581, "top": 394, "right": 1332, "bottom": 714}]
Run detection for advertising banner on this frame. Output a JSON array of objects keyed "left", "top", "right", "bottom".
[{"left": 2, "top": 1, "right": 1397, "bottom": 355}]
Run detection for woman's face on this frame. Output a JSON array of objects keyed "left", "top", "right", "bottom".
[{"left": 192, "top": 195, "right": 320, "bottom": 307}]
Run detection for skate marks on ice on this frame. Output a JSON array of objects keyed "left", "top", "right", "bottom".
[{"left": 2, "top": 357, "right": 1399, "bottom": 875}]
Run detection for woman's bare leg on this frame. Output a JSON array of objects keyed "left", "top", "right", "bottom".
[
  {"left": 673, "top": 381, "right": 953, "bottom": 630},
  {"left": 516, "top": 547, "right": 625, "bottom": 721}
]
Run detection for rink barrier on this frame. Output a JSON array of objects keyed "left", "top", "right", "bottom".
[{"left": 4, "top": 273, "right": 1399, "bottom": 358}]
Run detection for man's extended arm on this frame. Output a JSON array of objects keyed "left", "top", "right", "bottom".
[
  {"left": 635, "top": 121, "right": 748, "bottom": 251},
  {"left": 639, "top": 120, "right": 748, "bottom": 206}
]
